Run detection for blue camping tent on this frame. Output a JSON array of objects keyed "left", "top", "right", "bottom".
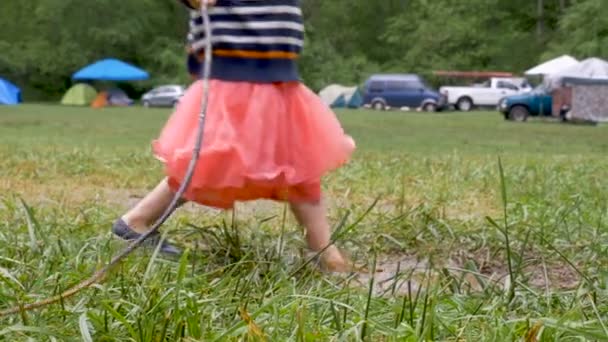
[
  {"left": 347, "top": 88, "right": 363, "bottom": 108},
  {"left": 73, "top": 58, "right": 149, "bottom": 81},
  {"left": 0, "top": 78, "right": 22, "bottom": 105},
  {"left": 319, "top": 84, "right": 363, "bottom": 109},
  {"left": 330, "top": 90, "right": 363, "bottom": 108},
  {"left": 332, "top": 94, "right": 347, "bottom": 108}
]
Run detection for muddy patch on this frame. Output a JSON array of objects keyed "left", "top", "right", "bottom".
[{"left": 349, "top": 253, "right": 581, "bottom": 297}]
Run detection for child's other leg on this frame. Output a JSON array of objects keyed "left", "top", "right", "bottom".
[
  {"left": 122, "top": 177, "right": 183, "bottom": 234},
  {"left": 290, "top": 199, "right": 350, "bottom": 272},
  {"left": 112, "top": 177, "right": 184, "bottom": 255}
]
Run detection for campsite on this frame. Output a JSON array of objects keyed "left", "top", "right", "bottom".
[{"left": 2, "top": 1, "right": 608, "bottom": 340}]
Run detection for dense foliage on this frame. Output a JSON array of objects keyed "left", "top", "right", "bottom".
[{"left": 0, "top": 0, "right": 606, "bottom": 98}]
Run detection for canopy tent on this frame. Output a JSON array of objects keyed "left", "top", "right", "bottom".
[
  {"left": 61, "top": 83, "right": 98, "bottom": 106},
  {"left": 72, "top": 58, "right": 149, "bottom": 81},
  {"left": 546, "top": 57, "right": 608, "bottom": 89},
  {"left": 0, "top": 78, "right": 22, "bottom": 105},
  {"left": 552, "top": 57, "right": 608, "bottom": 79},
  {"left": 319, "top": 84, "right": 362, "bottom": 108},
  {"left": 524, "top": 55, "right": 579, "bottom": 76}
]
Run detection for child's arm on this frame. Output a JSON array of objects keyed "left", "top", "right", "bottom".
[{"left": 179, "top": 0, "right": 216, "bottom": 9}]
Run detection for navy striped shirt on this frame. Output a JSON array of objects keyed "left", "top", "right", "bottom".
[{"left": 184, "top": 0, "right": 303, "bottom": 82}]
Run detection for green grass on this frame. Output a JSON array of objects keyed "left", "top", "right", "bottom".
[{"left": 1, "top": 104, "right": 607, "bottom": 340}]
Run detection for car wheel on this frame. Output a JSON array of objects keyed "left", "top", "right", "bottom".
[
  {"left": 422, "top": 102, "right": 437, "bottom": 112},
  {"left": 172, "top": 100, "right": 179, "bottom": 108},
  {"left": 143, "top": 100, "right": 151, "bottom": 108},
  {"left": 508, "top": 105, "right": 529, "bottom": 122},
  {"left": 456, "top": 97, "right": 473, "bottom": 112},
  {"left": 371, "top": 99, "right": 386, "bottom": 111}
]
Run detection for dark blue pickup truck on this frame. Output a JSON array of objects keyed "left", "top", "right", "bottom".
[{"left": 498, "top": 85, "right": 553, "bottom": 121}]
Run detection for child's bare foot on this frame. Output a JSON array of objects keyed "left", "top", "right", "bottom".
[{"left": 319, "top": 246, "right": 351, "bottom": 273}]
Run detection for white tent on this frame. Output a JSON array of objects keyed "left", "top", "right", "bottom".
[
  {"left": 547, "top": 57, "right": 608, "bottom": 88},
  {"left": 318, "top": 84, "right": 358, "bottom": 106},
  {"left": 524, "top": 55, "right": 579, "bottom": 76},
  {"left": 552, "top": 57, "right": 608, "bottom": 79}
]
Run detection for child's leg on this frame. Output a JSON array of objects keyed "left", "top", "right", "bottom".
[
  {"left": 290, "top": 199, "right": 350, "bottom": 272},
  {"left": 122, "top": 177, "right": 183, "bottom": 234}
]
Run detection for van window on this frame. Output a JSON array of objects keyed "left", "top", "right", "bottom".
[
  {"left": 369, "top": 81, "right": 384, "bottom": 92},
  {"left": 387, "top": 81, "right": 407, "bottom": 91},
  {"left": 387, "top": 80, "right": 422, "bottom": 90},
  {"left": 405, "top": 81, "right": 422, "bottom": 89}
]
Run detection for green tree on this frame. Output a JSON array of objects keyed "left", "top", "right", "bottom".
[
  {"left": 546, "top": 0, "right": 608, "bottom": 59},
  {"left": 381, "top": 0, "right": 541, "bottom": 75},
  {"left": 0, "top": 0, "right": 189, "bottom": 99},
  {"left": 0, "top": 0, "right": 600, "bottom": 99}
]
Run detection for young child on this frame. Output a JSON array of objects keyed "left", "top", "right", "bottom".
[{"left": 112, "top": 0, "right": 355, "bottom": 272}]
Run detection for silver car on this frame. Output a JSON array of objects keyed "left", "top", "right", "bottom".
[{"left": 141, "top": 85, "right": 185, "bottom": 108}]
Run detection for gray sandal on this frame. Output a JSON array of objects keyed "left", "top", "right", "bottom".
[{"left": 112, "top": 218, "right": 182, "bottom": 256}]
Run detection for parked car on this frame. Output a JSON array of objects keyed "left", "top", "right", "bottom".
[
  {"left": 440, "top": 77, "right": 525, "bottom": 111},
  {"left": 141, "top": 85, "right": 185, "bottom": 108},
  {"left": 362, "top": 74, "right": 445, "bottom": 112},
  {"left": 498, "top": 84, "right": 553, "bottom": 121}
]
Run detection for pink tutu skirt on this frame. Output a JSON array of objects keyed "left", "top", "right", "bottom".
[{"left": 152, "top": 80, "right": 355, "bottom": 209}]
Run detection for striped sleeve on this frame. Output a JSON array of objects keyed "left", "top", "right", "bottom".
[{"left": 188, "top": 0, "right": 304, "bottom": 59}]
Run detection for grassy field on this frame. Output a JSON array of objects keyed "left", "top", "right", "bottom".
[{"left": 1, "top": 104, "right": 607, "bottom": 340}]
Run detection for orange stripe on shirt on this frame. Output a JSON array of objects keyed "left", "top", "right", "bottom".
[{"left": 213, "top": 49, "right": 299, "bottom": 59}]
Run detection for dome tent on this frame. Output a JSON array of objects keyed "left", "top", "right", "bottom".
[
  {"left": 0, "top": 78, "right": 21, "bottom": 105},
  {"left": 319, "top": 84, "right": 362, "bottom": 108},
  {"left": 61, "top": 83, "right": 98, "bottom": 106}
]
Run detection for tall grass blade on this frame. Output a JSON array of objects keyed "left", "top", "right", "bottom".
[
  {"left": 0, "top": 325, "right": 68, "bottom": 339},
  {"left": 277, "top": 203, "right": 288, "bottom": 260},
  {"left": 497, "top": 157, "right": 516, "bottom": 303},
  {"left": 19, "top": 198, "right": 40, "bottom": 252},
  {"left": 330, "top": 300, "right": 342, "bottom": 332},
  {"left": 542, "top": 318, "right": 608, "bottom": 340},
  {"left": 0, "top": 266, "right": 25, "bottom": 292},
  {"left": 79, "top": 312, "right": 94, "bottom": 342},
  {"left": 588, "top": 294, "right": 608, "bottom": 336},
  {"left": 239, "top": 307, "right": 266, "bottom": 341},
  {"left": 361, "top": 253, "right": 377, "bottom": 340},
  {"left": 100, "top": 302, "right": 138, "bottom": 339},
  {"left": 418, "top": 266, "right": 432, "bottom": 337}
]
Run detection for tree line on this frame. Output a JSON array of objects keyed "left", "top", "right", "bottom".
[{"left": 0, "top": 0, "right": 606, "bottom": 100}]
